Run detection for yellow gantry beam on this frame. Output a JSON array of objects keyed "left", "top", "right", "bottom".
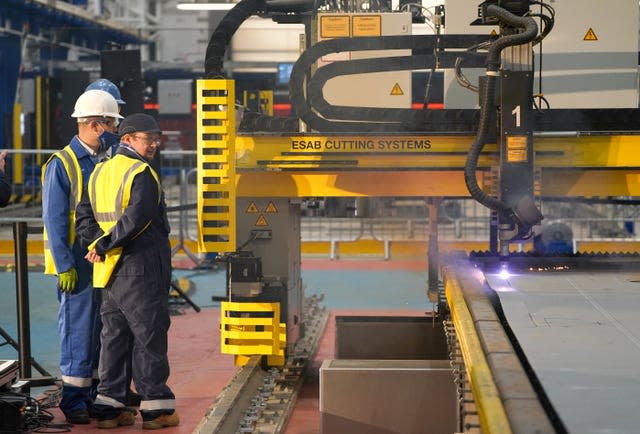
[
  {"left": 232, "top": 133, "right": 640, "bottom": 197},
  {"left": 236, "top": 133, "right": 640, "bottom": 169},
  {"left": 234, "top": 169, "right": 640, "bottom": 197},
  {"left": 236, "top": 171, "right": 472, "bottom": 197}
]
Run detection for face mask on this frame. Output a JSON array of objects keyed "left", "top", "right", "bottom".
[{"left": 98, "top": 130, "right": 120, "bottom": 153}]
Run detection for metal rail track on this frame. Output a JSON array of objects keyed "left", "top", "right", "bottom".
[{"left": 194, "top": 295, "right": 328, "bottom": 434}]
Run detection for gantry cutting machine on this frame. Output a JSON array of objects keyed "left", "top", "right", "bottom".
[{"left": 195, "top": 0, "right": 640, "bottom": 365}]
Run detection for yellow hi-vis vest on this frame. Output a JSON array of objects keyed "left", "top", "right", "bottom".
[
  {"left": 41, "top": 146, "right": 82, "bottom": 275},
  {"left": 87, "top": 154, "right": 160, "bottom": 288}
]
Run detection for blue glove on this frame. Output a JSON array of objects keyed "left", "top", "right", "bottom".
[{"left": 58, "top": 268, "right": 78, "bottom": 293}]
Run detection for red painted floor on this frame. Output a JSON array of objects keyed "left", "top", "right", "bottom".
[
  {"left": 47, "top": 306, "right": 236, "bottom": 433},
  {"left": 37, "top": 258, "right": 430, "bottom": 433},
  {"left": 45, "top": 307, "right": 428, "bottom": 433}
]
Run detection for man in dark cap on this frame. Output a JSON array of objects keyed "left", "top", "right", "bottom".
[{"left": 75, "top": 113, "right": 179, "bottom": 429}]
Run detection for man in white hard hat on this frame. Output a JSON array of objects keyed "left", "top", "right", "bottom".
[
  {"left": 42, "top": 89, "right": 123, "bottom": 425},
  {"left": 85, "top": 79, "right": 126, "bottom": 158}
]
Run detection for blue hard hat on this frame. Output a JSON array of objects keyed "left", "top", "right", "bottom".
[
  {"left": 118, "top": 113, "right": 161, "bottom": 135},
  {"left": 85, "top": 78, "right": 126, "bottom": 105}
]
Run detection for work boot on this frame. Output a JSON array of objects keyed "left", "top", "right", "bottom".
[
  {"left": 65, "top": 408, "right": 90, "bottom": 424},
  {"left": 142, "top": 410, "right": 180, "bottom": 430},
  {"left": 125, "top": 390, "right": 142, "bottom": 407},
  {"left": 96, "top": 408, "right": 137, "bottom": 429}
]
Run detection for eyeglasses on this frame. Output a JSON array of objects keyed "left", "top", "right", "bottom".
[
  {"left": 132, "top": 134, "right": 162, "bottom": 145},
  {"left": 97, "top": 118, "right": 119, "bottom": 127},
  {"left": 83, "top": 117, "right": 119, "bottom": 127}
]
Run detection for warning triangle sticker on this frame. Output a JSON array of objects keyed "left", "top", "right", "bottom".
[
  {"left": 265, "top": 201, "right": 278, "bottom": 213},
  {"left": 255, "top": 214, "right": 269, "bottom": 226},
  {"left": 390, "top": 83, "right": 404, "bottom": 96},
  {"left": 245, "top": 202, "right": 259, "bottom": 213},
  {"left": 490, "top": 29, "right": 497, "bottom": 36},
  {"left": 583, "top": 28, "right": 597, "bottom": 41}
]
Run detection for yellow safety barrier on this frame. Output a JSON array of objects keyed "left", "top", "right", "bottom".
[
  {"left": 12, "top": 102, "right": 23, "bottom": 186},
  {"left": 220, "top": 301, "right": 286, "bottom": 366},
  {"left": 196, "top": 79, "right": 236, "bottom": 254}
]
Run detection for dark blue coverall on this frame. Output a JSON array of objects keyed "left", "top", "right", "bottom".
[{"left": 75, "top": 144, "right": 175, "bottom": 419}]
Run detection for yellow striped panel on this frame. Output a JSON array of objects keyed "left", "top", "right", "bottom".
[
  {"left": 201, "top": 227, "right": 232, "bottom": 236},
  {"left": 220, "top": 301, "right": 286, "bottom": 366},
  {"left": 225, "top": 329, "right": 280, "bottom": 339},
  {"left": 222, "top": 317, "right": 277, "bottom": 327},
  {"left": 196, "top": 79, "right": 236, "bottom": 254},
  {"left": 200, "top": 96, "right": 230, "bottom": 105},
  {"left": 13, "top": 103, "right": 23, "bottom": 185},
  {"left": 201, "top": 111, "right": 230, "bottom": 119},
  {"left": 224, "top": 343, "right": 279, "bottom": 354}
]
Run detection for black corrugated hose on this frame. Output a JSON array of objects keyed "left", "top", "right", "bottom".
[
  {"left": 239, "top": 111, "right": 300, "bottom": 132},
  {"left": 203, "top": 0, "right": 301, "bottom": 132},
  {"left": 463, "top": 4, "right": 538, "bottom": 214},
  {"left": 204, "top": 0, "right": 266, "bottom": 79}
]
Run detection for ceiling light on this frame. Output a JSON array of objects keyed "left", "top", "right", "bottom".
[{"left": 176, "top": 2, "right": 236, "bottom": 10}]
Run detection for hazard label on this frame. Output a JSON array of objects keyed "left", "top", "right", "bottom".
[
  {"left": 352, "top": 15, "right": 381, "bottom": 37},
  {"left": 583, "top": 28, "right": 598, "bottom": 41},
  {"left": 265, "top": 201, "right": 278, "bottom": 213},
  {"left": 490, "top": 29, "right": 497, "bottom": 36},
  {"left": 506, "top": 136, "right": 528, "bottom": 163},
  {"left": 320, "top": 15, "right": 350, "bottom": 38},
  {"left": 245, "top": 202, "right": 259, "bottom": 213},
  {"left": 390, "top": 83, "right": 404, "bottom": 96},
  {"left": 255, "top": 214, "right": 269, "bottom": 226}
]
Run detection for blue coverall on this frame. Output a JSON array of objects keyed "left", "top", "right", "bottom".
[{"left": 42, "top": 137, "right": 102, "bottom": 415}]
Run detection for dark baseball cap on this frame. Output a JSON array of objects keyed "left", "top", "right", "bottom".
[{"left": 118, "top": 113, "right": 161, "bottom": 136}]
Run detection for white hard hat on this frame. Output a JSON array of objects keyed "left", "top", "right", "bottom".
[{"left": 71, "top": 89, "right": 124, "bottom": 119}]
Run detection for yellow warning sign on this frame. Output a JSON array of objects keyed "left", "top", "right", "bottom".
[
  {"left": 583, "top": 27, "right": 598, "bottom": 41},
  {"left": 352, "top": 15, "right": 381, "bottom": 37},
  {"left": 390, "top": 83, "right": 404, "bottom": 96},
  {"left": 265, "top": 201, "right": 279, "bottom": 213},
  {"left": 490, "top": 29, "right": 497, "bottom": 36},
  {"left": 506, "top": 136, "right": 528, "bottom": 163},
  {"left": 255, "top": 214, "right": 269, "bottom": 226},
  {"left": 320, "top": 15, "right": 350, "bottom": 38},
  {"left": 245, "top": 202, "right": 259, "bottom": 213}
]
